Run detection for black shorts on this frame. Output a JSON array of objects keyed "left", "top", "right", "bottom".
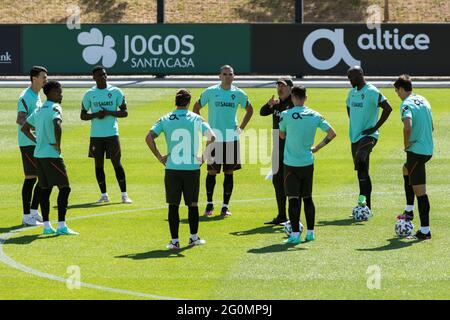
[
  {"left": 284, "top": 164, "right": 314, "bottom": 198},
  {"left": 88, "top": 136, "right": 121, "bottom": 160},
  {"left": 351, "top": 137, "right": 377, "bottom": 170},
  {"left": 405, "top": 152, "right": 432, "bottom": 186},
  {"left": 20, "top": 146, "right": 37, "bottom": 176},
  {"left": 165, "top": 169, "right": 200, "bottom": 206},
  {"left": 36, "top": 158, "right": 70, "bottom": 188},
  {"left": 207, "top": 140, "right": 242, "bottom": 173}
]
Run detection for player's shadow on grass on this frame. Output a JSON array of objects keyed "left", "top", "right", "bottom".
[
  {"left": 248, "top": 243, "right": 306, "bottom": 254},
  {"left": 356, "top": 237, "right": 420, "bottom": 252},
  {"left": 316, "top": 218, "right": 365, "bottom": 227},
  {"left": 116, "top": 246, "right": 193, "bottom": 260},
  {"left": 2, "top": 234, "right": 58, "bottom": 245},
  {"left": 178, "top": 215, "right": 227, "bottom": 224},
  {"left": 230, "top": 225, "right": 284, "bottom": 236},
  {"left": 54, "top": 202, "right": 123, "bottom": 210},
  {"left": 0, "top": 224, "right": 26, "bottom": 234}
]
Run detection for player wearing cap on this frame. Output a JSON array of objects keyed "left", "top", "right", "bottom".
[{"left": 260, "top": 77, "right": 294, "bottom": 225}]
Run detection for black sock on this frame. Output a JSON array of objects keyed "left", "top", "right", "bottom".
[
  {"left": 417, "top": 194, "right": 430, "bottom": 228},
  {"left": 288, "top": 198, "right": 301, "bottom": 232},
  {"left": 223, "top": 173, "right": 234, "bottom": 205},
  {"left": 95, "top": 167, "right": 107, "bottom": 194},
  {"left": 188, "top": 206, "right": 199, "bottom": 235},
  {"left": 40, "top": 187, "right": 52, "bottom": 222},
  {"left": 366, "top": 176, "right": 372, "bottom": 209},
  {"left": 358, "top": 170, "right": 372, "bottom": 209},
  {"left": 168, "top": 205, "right": 180, "bottom": 240},
  {"left": 114, "top": 165, "right": 126, "bottom": 192},
  {"left": 273, "top": 172, "right": 286, "bottom": 219},
  {"left": 403, "top": 175, "right": 415, "bottom": 209},
  {"left": 303, "top": 197, "right": 315, "bottom": 231},
  {"left": 206, "top": 174, "right": 216, "bottom": 203},
  {"left": 22, "top": 178, "right": 36, "bottom": 215},
  {"left": 57, "top": 187, "right": 71, "bottom": 222},
  {"left": 30, "top": 183, "right": 41, "bottom": 210}
]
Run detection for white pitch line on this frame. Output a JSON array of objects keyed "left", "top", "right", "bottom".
[
  {"left": 0, "top": 190, "right": 440, "bottom": 299},
  {"left": 0, "top": 206, "right": 181, "bottom": 300}
]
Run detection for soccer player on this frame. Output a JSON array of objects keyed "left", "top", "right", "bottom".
[
  {"left": 193, "top": 65, "right": 253, "bottom": 217},
  {"left": 279, "top": 86, "right": 336, "bottom": 244},
  {"left": 394, "top": 75, "right": 434, "bottom": 240},
  {"left": 16, "top": 66, "right": 47, "bottom": 226},
  {"left": 80, "top": 66, "right": 132, "bottom": 204},
  {"left": 346, "top": 66, "right": 392, "bottom": 211},
  {"left": 146, "top": 89, "right": 216, "bottom": 250},
  {"left": 21, "top": 81, "right": 77, "bottom": 235},
  {"left": 260, "top": 77, "right": 294, "bottom": 225}
]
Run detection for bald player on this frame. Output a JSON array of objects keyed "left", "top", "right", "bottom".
[{"left": 346, "top": 66, "right": 392, "bottom": 212}]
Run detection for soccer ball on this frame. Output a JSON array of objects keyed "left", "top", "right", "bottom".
[
  {"left": 283, "top": 220, "right": 304, "bottom": 236},
  {"left": 352, "top": 205, "right": 371, "bottom": 221},
  {"left": 395, "top": 219, "right": 414, "bottom": 237}
]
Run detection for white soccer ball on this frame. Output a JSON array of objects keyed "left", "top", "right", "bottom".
[
  {"left": 395, "top": 219, "right": 414, "bottom": 237},
  {"left": 352, "top": 205, "right": 371, "bottom": 221},
  {"left": 283, "top": 220, "right": 304, "bottom": 236}
]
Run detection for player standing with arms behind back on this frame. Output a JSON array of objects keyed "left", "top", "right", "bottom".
[
  {"left": 80, "top": 66, "right": 132, "bottom": 204},
  {"left": 394, "top": 75, "right": 434, "bottom": 240},
  {"left": 193, "top": 65, "right": 253, "bottom": 218}
]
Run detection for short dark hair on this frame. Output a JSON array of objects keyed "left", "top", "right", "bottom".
[
  {"left": 43, "top": 80, "right": 61, "bottom": 97},
  {"left": 92, "top": 65, "right": 105, "bottom": 74},
  {"left": 220, "top": 65, "right": 234, "bottom": 73},
  {"left": 29, "top": 66, "right": 47, "bottom": 82},
  {"left": 291, "top": 85, "right": 307, "bottom": 99},
  {"left": 175, "top": 89, "right": 191, "bottom": 107},
  {"left": 394, "top": 74, "right": 413, "bottom": 92}
]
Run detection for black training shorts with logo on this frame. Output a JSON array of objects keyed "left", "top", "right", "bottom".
[
  {"left": 165, "top": 169, "right": 200, "bottom": 206},
  {"left": 284, "top": 164, "right": 314, "bottom": 198},
  {"left": 405, "top": 151, "right": 432, "bottom": 186},
  {"left": 351, "top": 136, "right": 377, "bottom": 171},
  {"left": 20, "top": 145, "right": 38, "bottom": 176},
  {"left": 88, "top": 135, "right": 121, "bottom": 161},
  {"left": 207, "top": 140, "right": 242, "bottom": 173},
  {"left": 36, "top": 158, "right": 70, "bottom": 188}
]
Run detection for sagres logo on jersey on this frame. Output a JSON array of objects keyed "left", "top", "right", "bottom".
[{"left": 77, "top": 28, "right": 117, "bottom": 68}]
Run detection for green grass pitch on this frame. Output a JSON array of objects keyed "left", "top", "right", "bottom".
[{"left": 0, "top": 87, "right": 449, "bottom": 300}]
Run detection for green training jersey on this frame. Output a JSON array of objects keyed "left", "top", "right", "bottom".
[
  {"left": 199, "top": 84, "right": 249, "bottom": 142},
  {"left": 151, "top": 109, "right": 213, "bottom": 170},
  {"left": 26, "top": 100, "right": 62, "bottom": 159},
  {"left": 82, "top": 85, "right": 126, "bottom": 137},
  {"left": 279, "top": 106, "right": 332, "bottom": 167},
  {"left": 346, "top": 83, "right": 387, "bottom": 143},
  {"left": 400, "top": 93, "right": 433, "bottom": 156},
  {"left": 17, "top": 87, "right": 42, "bottom": 147}
]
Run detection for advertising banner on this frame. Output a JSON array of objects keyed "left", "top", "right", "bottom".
[
  {"left": 251, "top": 24, "right": 450, "bottom": 76},
  {"left": 22, "top": 24, "right": 251, "bottom": 74},
  {"left": 0, "top": 25, "right": 21, "bottom": 75}
]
